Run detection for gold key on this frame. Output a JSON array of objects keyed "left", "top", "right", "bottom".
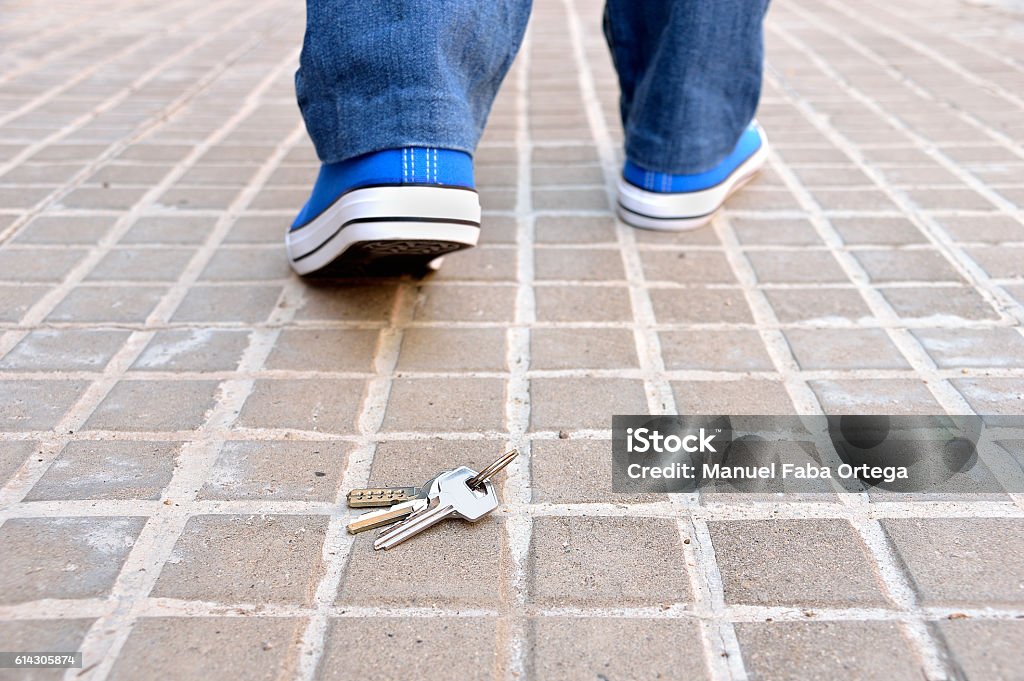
[
  {"left": 346, "top": 486, "right": 424, "bottom": 508},
  {"left": 348, "top": 499, "right": 424, "bottom": 534},
  {"left": 348, "top": 475, "right": 445, "bottom": 534}
]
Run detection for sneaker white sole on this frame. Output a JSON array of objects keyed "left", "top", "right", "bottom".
[
  {"left": 615, "top": 140, "right": 770, "bottom": 232},
  {"left": 286, "top": 185, "right": 481, "bottom": 276}
]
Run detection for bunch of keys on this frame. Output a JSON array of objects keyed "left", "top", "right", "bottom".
[{"left": 345, "top": 449, "right": 518, "bottom": 550}]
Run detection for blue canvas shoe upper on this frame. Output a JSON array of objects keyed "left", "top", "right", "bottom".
[
  {"left": 291, "top": 147, "right": 474, "bottom": 231},
  {"left": 622, "top": 124, "right": 763, "bottom": 194}
]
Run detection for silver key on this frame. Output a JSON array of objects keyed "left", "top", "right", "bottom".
[{"left": 373, "top": 466, "right": 498, "bottom": 550}]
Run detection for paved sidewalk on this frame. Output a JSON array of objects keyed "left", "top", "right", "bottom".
[{"left": 1, "top": 0, "right": 1023, "bottom": 679}]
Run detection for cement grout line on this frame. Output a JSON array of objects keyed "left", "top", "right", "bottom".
[
  {"left": 1, "top": 316, "right": 1021, "bottom": 333},
  {"left": 494, "top": 30, "right": 536, "bottom": 681},
  {"left": 292, "top": 270, "right": 421, "bottom": 677},
  {"left": 561, "top": 2, "right": 747, "bottom": 679},
  {"left": 6, "top": 597, "right": 1024, "bottom": 625},
  {"left": 5, "top": 498, "right": 1024, "bottom": 522}
]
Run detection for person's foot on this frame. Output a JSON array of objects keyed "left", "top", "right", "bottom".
[
  {"left": 616, "top": 122, "right": 768, "bottom": 231},
  {"left": 287, "top": 147, "right": 480, "bottom": 276}
]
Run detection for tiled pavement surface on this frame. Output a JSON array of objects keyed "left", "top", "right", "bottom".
[{"left": 1, "top": 0, "right": 1023, "bottom": 678}]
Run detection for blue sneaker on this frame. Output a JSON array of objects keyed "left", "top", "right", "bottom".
[
  {"left": 617, "top": 122, "right": 768, "bottom": 231},
  {"left": 287, "top": 147, "right": 480, "bottom": 275}
]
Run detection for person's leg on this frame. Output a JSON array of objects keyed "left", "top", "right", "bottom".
[
  {"left": 289, "top": 0, "right": 531, "bottom": 275},
  {"left": 604, "top": 0, "right": 771, "bottom": 230}
]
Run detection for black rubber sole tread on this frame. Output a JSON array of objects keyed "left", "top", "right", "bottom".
[{"left": 305, "top": 239, "right": 470, "bottom": 278}]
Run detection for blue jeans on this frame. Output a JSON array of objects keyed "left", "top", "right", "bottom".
[{"left": 296, "top": 0, "right": 769, "bottom": 175}]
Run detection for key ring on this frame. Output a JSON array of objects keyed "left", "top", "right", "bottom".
[{"left": 467, "top": 449, "right": 519, "bottom": 489}]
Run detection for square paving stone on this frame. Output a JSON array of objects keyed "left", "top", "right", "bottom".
[
  {"left": 0, "top": 249, "right": 86, "bottom": 282},
  {"left": 108, "top": 617, "right": 304, "bottom": 681},
  {"left": 528, "top": 516, "right": 691, "bottom": 606},
  {"left": 432, "top": 246, "right": 517, "bottom": 281},
  {"left": 0, "top": 284, "right": 51, "bottom": 322},
  {"left": 526, "top": 618, "right": 709, "bottom": 681},
  {"left": 811, "top": 189, "right": 900, "bottom": 211},
  {"left": 534, "top": 284, "right": 632, "bottom": 322},
  {"left": 0, "top": 516, "right": 146, "bottom": 603},
  {"left": 86, "top": 248, "right": 196, "bottom": 282},
  {"left": 295, "top": 282, "right": 397, "bottom": 321},
  {"left": 381, "top": 377, "right": 505, "bottom": 432},
  {"left": 965, "top": 245, "right": 1024, "bottom": 279},
  {"left": 131, "top": 329, "right": 251, "bottom": 372},
  {"left": 46, "top": 285, "right": 167, "bottom": 323},
  {"left": 338, "top": 517, "right": 503, "bottom": 607},
  {"left": 316, "top": 617, "right": 496, "bottom": 681},
  {"left": 727, "top": 187, "right": 802, "bottom": 210},
  {"left": 810, "top": 379, "right": 943, "bottom": 414},
  {"left": 881, "top": 517, "right": 1024, "bottom": 606},
  {"left": 531, "top": 328, "right": 638, "bottom": 370},
  {"left": 60, "top": 186, "right": 147, "bottom": 210},
  {"left": 120, "top": 215, "right": 216, "bottom": 244},
  {"left": 0, "top": 618, "right": 95, "bottom": 681},
  {"left": 880, "top": 286, "right": 999, "bottom": 321},
  {"left": 660, "top": 329, "right": 774, "bottom": 371},
  {"left": 172, "top": 285, "right": 282, "bottom": 323},
  {"left": 853, "top": 249, "right": 963, "bottom": 283},
  {"left": 397, "top": 327, "right": 507, "bottom": 372},
  {"left": 904, "top": 187, "right": 995, "bottom": 211},
  {"left": 236, "top": 379, "right": 365, "bottom": 432},
  {"left": 763, "top": 287, "right": 872, "bottom": 324},
  {"left": 265, "top": 328, "right": 378, "bottom": 372},
  {"left": 223, "top": 215, "right": 281, "bottom": 244},
  {"left": 0, "top": 380, "right": 88, "bottom": 431},
  {"left": 747, "top": 251, "right": 849, "bottom": 284},
  {"left": 14, "top": 215, "right": 114, "bottom": 244},
  {"left": 152, "top": 514, "right": 327, "bottom": 604},
  {"left": 736, "top": 621, "right": 921, "bottom": 681},
  {"left": 952, "top": 378, "right": 1024, "bottom": 416},
  {"left": 936, "top": 620, "right": 1024, "bottom": 681},
  {"left": 26, "top": 440, "right": 180, "bottom": 500},
  {"left": 913, "top": 328, "right": 1024, "bottom": 368},
  {"left": 412, "top": 283, "right": 516, "bottom": 322},
  {"left": 531, "top": 438, "right": 659, "bottom": 504},
  {"left": 535, "top": 247, "right": 625, "bottom": 281},
  {"left": 530, "top": 377, "right": 648, "bottom": 431},
  {"left": 199, "top": 247, "right": 291, "bottom": 281},
  {"left": 85, "top": 380, "right": 221, "bottom": 431},
  {"left": 785, "top": 329, "right": 909, "bottom": 370},
  {"left": 935, "top": 215, "right": 1023, "bottom": 243},
  {"left": 640, "top": 251, "right": 736, "bottom": 284},
  {"left": 830, "top": 217, "right": 926, "bottom": 245},
  {"left": 0, "top": 329, "right": 130, "bottom": 371},
  {"left": 672, "top": 380, "right": 795, "bottom": 414},
  {"left": 198, "top": 440, "right": 346, "bottom": 501},
  {"left": 535, "top": 215, "right": 617, "bottom": 244},
  {"left": 650, "top": 287, "right": 754, "bottom": 324},
  {"left": 708, "top": 519, "right": 891, "bottom": 607},
  {"left": 0, "top": 440, "right": 36, "bottom": 487},
  {"left": 733, "top": 218, "right": 821, "bottom": 246}
]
